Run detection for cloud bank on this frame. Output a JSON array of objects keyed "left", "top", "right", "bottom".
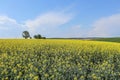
[
  {"left": 0, "top": 12, "right": 73, "bottom": 38},
  {"left": 89, "top": 14, "right": 120, "bottom": 37},
  {"left": 25, "top": 12, "right": 73, "bottom": 37},
  {"left": 0, "top": 12, "right": 120, "bottom": 38},
  {"left": 0, "top": 16, "right": 24, "bottom": 38}
]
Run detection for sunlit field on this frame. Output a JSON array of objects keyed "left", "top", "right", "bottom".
[{"left": 0, "top": 39, "right": 120, "bottom": 80}]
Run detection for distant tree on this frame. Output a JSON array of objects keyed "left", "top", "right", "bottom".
[
  {"left": 22, "top": 31, "right": 30, "bottom": 39},
  {"left": 42, "top": 37, "right": 46, "bottom": 39},
  {"left": 37, "top": 34, "right": 42, "bottom": 39},
  {"left": 34, "top": 34, "right": 46, "bottom": 39},
  {"left": 33, "top": 35, "right": 38, "bottom": 39},
  {"left": 30, "top": 37, "right": 32, "bottom": 39},
  {"left": 34, "top": 34, "right": 42, "bottom": 39}
]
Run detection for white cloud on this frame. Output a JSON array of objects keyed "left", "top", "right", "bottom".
[
  {"left": 60, "top": 25, "right": 82, "bottom": 37},
  {"left": 1, "top": 13, "right": 120, "bottom": 38},
  {"left": 89, "top": 14, "right": 120, "bottom": 37},
  {"left": 0, "top": 16, "right": 17, "bottom": 29},
  {"left": 25, "top": 12, "right": 73, "bottom": 37},
  {"left": 0, "top": 11, "right": 73, "bottom": 38},
  {"left": 0, "top": 16, "right": 24, "bottom": 38}
]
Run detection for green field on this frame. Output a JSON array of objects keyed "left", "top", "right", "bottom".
[
  {"left": 92, "top": 37, "right": 120, "bottom": 43},
  {"left": 0, "top": 39, "right": 120, "bottom": 80}
]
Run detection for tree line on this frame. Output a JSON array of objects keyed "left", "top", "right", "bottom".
[{"left": 22, "top": 31, "right": 46, "bottom": 39}]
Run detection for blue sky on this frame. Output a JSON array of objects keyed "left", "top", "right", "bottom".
[{"left": 0, "top": 0, "right": 120, "bottom": 38}]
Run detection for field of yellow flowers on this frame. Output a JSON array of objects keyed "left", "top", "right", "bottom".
[{"left": 0, "top": 39, "right": 120, "bottom": 80}]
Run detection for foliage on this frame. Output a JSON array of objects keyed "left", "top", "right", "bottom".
[
  {"left": 22, "top": 31, "right": 30, "bottom": 39},
  {"left": 0, "top": 39, "right": 120, "bottom": 79},
  {"left": 42, "top": 37, "right": 46, "bottom": 39},
  {"left": 34, "top": 34, "right": 42, "bottom": 39},
  {"left": 34, "top": 34, "right": 46, "bottom": 39}
]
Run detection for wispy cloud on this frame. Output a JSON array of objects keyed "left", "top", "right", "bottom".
[
  {"left": 88, "top": 13, "right": 120, "bottom": 37},
  {"left": 1, "top": 11, "right": 120, "bottom": 38},
  {"left": 25, "top": 11, "right": 73, "bottom": 37},
  {"left": 0, "top": 11, "right": 74, "bottom": 38},
  {"left": 0, "top": 16, "right": 24, "bottom": 38},
  {"left": 60, "top": 25, "right": 83, "bottom": 38}
]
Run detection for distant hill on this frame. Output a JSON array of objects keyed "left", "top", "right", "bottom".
[
  {"left": 48, "top": 37, "right": 120, "bottom": 43},
  {"left": 92, "top": 37, "right": 120, "bottom": 43},
  {"left": 48, "top": 37, "right": 99, "bottom": 40}
]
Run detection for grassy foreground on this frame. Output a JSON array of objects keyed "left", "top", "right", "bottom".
[{"left": 0, "top": 39, "right": 120, "bottom": 80}]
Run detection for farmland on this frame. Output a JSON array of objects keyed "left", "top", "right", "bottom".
[
  {"left": 92, "top": 37, "right": 120, "bottom": 43},
  {"left": 0, "top": 39, "right": 120, "bottom": 80}
]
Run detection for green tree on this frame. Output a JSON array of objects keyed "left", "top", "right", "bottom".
[
  {"left": 42, "top": 37, "right": 46, "bottom": 39},
  {"left": 34, "top": 34, "right": 42, "bottom": 39},
  {"left": 22, "top": 31, "right": 30, "bottom": 39}
]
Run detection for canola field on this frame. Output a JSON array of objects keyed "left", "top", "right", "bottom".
[{"left": 0, "top": 39, "right": 120, "bottom": 80}]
